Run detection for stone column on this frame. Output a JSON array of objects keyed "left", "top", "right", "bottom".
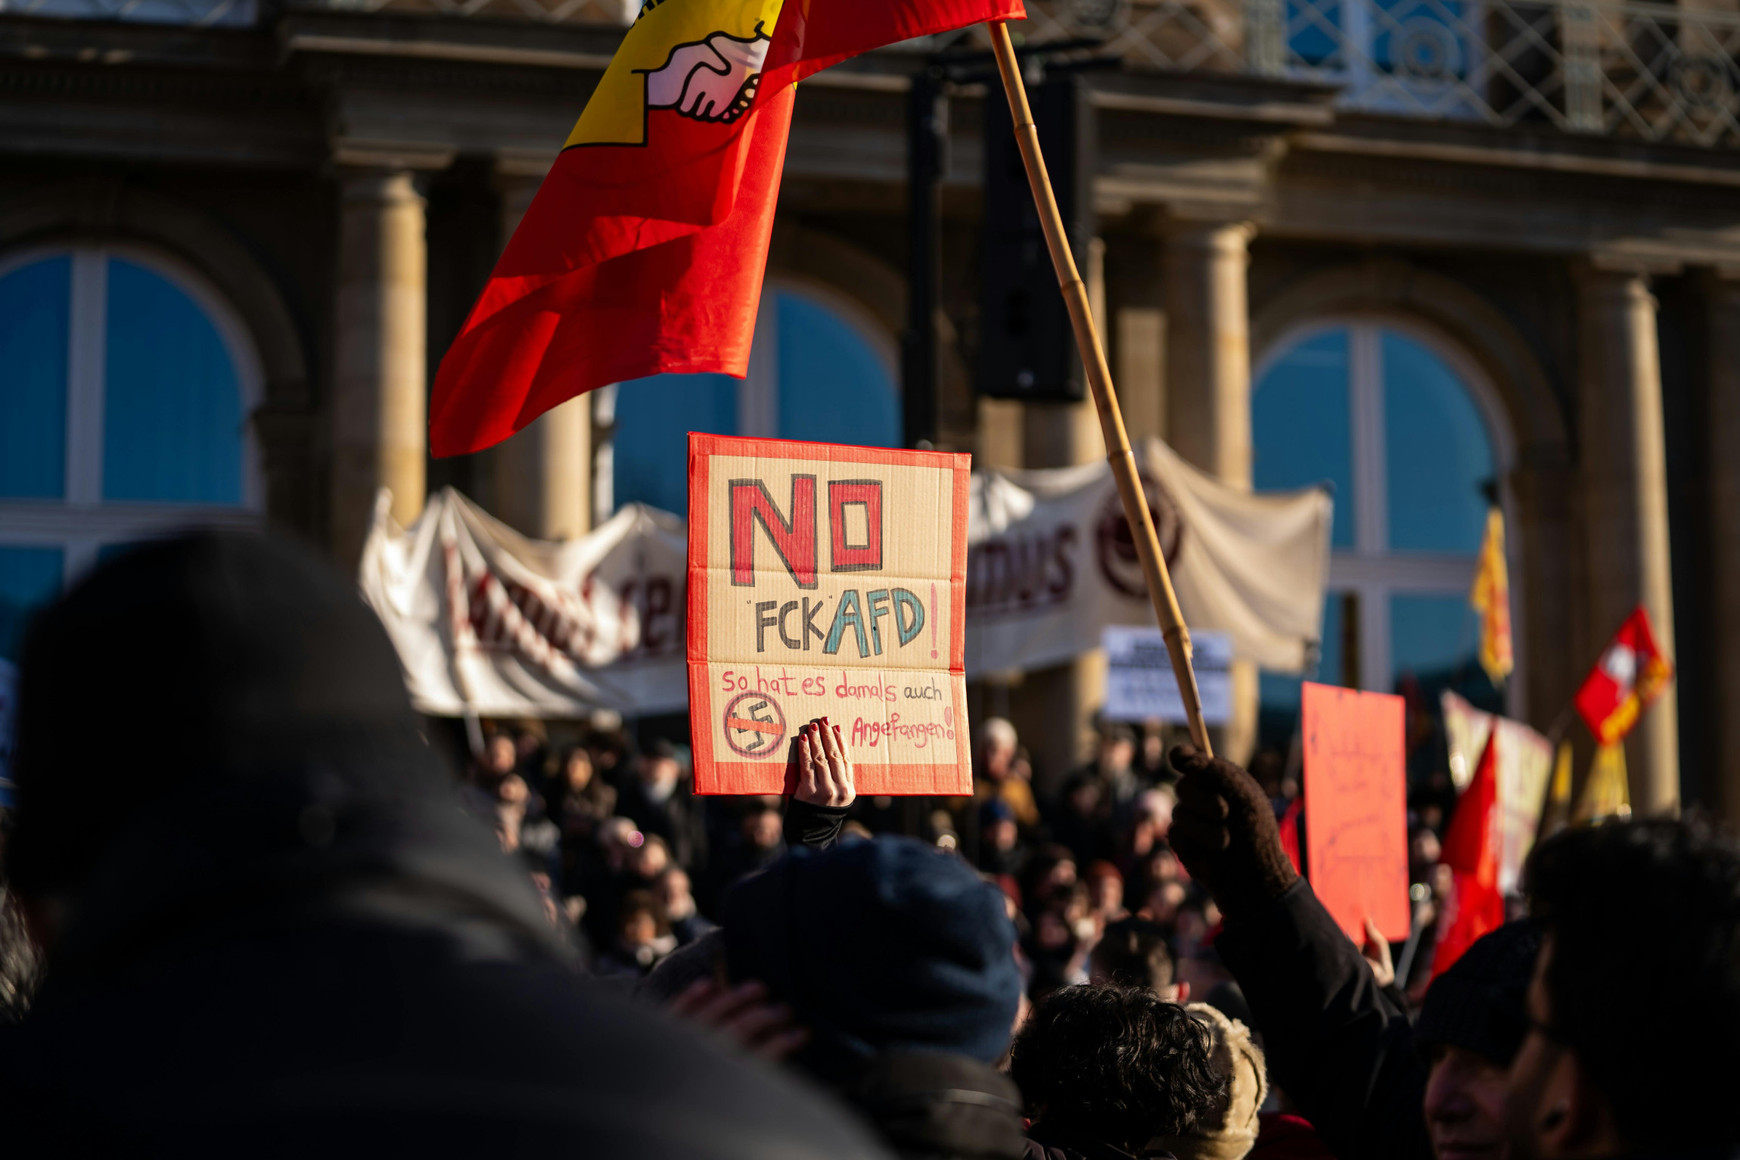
[
  {"left": 331, "top": 167, "right": 428, "bottom": 567},
  {"left": 1164, "top": 221, "right": 1258, "bottom": 762},
  {"left": 1165, "top": 222, "right": 1254, "bottom": 487},
  {"left": 1575, "top": 264, "right": 1679, "bottom": 815},
  {"left": 1703, "top": 271, "right": 1740, "bottom": 826},
  {"left": 1012, "top": 239, "right": 1109, "bottom": 799},
  {"left": 492, "top": 166, "right": 592, "bottom": 540}
]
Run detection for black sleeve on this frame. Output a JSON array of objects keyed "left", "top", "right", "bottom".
[
  {"left": 1214, "top": 880, "right": 1432, "bottom": 1160},
  {"left": 783, "top": 799, "right": 850, "bottom": 851}
]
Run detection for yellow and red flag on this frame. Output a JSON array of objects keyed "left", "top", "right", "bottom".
[
  {"left": 1573, "top": 606, "right": 1673, "bottom": 746},
  {"left": 430, "top": 0, "right": 1026, "bottom": 457},
  {"left": 1468, "top": 507, "right": 1512, "bottom": 686}
]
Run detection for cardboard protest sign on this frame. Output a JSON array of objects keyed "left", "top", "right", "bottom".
[
  {"left": 1301, "top": 682, "right": 1410, "bottom": 942},
  {"left": 687, "top": 434, "right": 972, "bottom": 795}
]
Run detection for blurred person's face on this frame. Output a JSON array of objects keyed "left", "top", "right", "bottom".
[
  {"left": 1413, "top": 828, "right": 1443, "bottom": 866},
  {"left": 989, "top": 818, "right": 1019, "bottom": 852},
  {"left": 642, "top": 755, "right": 680, "bottom": 788},
  {"left": 1502, "top": 938, "right": 1619, "bottom": 1160},
  {"left": 1145, "top": 848, "right": 1180, "bottom": 884},
  {"left": 747, "top": 809, "right": 782, "bottom": 850},
  {"left": 1090, "top": 875, "right": 1122, "bottom": 915},
  {"left": 1142, "top": 732, "right": 1163, "bottom": 766},
  {"left": 1010, "top": 756, "right": 1033, "bottom": 783},
  {"left": 498, "top": 774, "right": 529, "bottom": 806},
  {"left": 517, "top": 733, "right": 540, "bottom": 760},
  {"left": 1045, "top": 858, "right": 1077, "bottom": 894},
  {"left": 985, "top": 739, "right": 1016, "bottom": 780},
  {"left": 1147, "top": 879, "right": 1187, "bottom": 924},
  {"left": 621, "top": 910, "right": 658, "bottom": 947},
  {"left": 1099, "top": 737, "right": 1134, "bottom": 773},
  {"left": 1426, "top": 1045, "right": 1510, "bottom": 1160},
  {"left": 565, "top": 752, "right": 593, "bottom": 790},
  {"left": 657, "top": 870, "right": 695, "bottom": 920},
  {"left": 631, "top": 841, "right": 670, "bottom": 879},
  {"left": 486, "top": 736, "right": 517, "bottom": 775}
]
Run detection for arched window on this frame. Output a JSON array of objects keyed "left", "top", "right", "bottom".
[
  {"left": 0, "top": 245, "right": 262, "bottom": 659},
  {"left": 1252, "top": 319, "right": 1511, "bottom": 744},
  {"left": 604, "top": 281, "right": 900, "bottom": 516}
]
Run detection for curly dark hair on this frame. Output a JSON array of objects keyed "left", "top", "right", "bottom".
[
  {"left": 1010, "top": 985, "right": 1227, "bottom": 1153},
  {"left": 1523, "top": 816, "right": 1740, "bottom": 1151}
]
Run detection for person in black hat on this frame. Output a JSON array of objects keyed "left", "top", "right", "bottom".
[
  {"left": 0, "top": 532, "right": 888, "bottom": 1159},
  {"left": 1164, "top": 745, "right": 1543, "bottom": 1160}
]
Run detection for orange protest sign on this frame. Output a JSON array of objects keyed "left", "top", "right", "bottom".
[
  {"left": 686, "top": 433, "right": 972, "bottom": 795},
  {"left": 1301, "top": 682, "right": 1411, "bottom": 943}
]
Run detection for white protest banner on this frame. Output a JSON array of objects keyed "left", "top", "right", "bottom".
[
  {"left": 967, "top": 437, "right": 1332, "bottom": 675},
  {"left": 1441, "top": 691, "right": 1554, "bottom": 895},
  {"left": 686, "top": 434, "right": 971, "bottom": 796},
  {"left": 1103, "top": 626, "right": 1232, "bottom": 724},
  {"left": 360, "top": 488, "right": 688, "bottom": 718}
]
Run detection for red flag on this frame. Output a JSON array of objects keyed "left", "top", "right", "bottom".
[
  {"left": 1277, "top": 794, "right": 1303, "bottom": 875},
  {"left": 1573, "top": 606, "right": 1673, "bottom": 746},
  {"left": 1431, "top": 732, "right": 1504, "bottom": 978},
  {"left": 431, "top": 0, "right": 1027, "bottom": 457}
]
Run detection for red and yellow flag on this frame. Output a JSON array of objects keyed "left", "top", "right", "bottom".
[
  {"left": 1468, "top": 507, "right": 1512, "bottom": 686},
  {"left": 431, "top": 0, "right": 1027, "bottom": 457},
  {"left": 1573, "top": 606, "right": 1673, "bottom": 746}
]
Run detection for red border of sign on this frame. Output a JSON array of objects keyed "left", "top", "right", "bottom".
[{"left": 687, "top": 432, "right": 973, "bottom": 795}]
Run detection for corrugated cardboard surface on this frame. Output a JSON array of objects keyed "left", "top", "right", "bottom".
[{"left": 687, "top": 433, "right": 972, "bottom": 794}]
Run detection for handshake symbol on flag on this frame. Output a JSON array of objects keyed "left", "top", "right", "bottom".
[{"left": 640, "top": 27, "right": 772, "bottom": 124}]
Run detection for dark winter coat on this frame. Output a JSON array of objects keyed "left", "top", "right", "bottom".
[
  {"left": 0, "top": 532, "right": 886, "bottom": 1160},
  {"left": 1213, "top": 880, "right": 1432, "bottom": 1160}
]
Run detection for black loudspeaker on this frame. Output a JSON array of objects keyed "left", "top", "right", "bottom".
[{"left": 977, "top": 70, "right": 1096, "bottom": 402}]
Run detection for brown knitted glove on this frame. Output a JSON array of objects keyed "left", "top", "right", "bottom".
[{"left": 1168, "top": 745, "right": 1299, "bottom": 920}]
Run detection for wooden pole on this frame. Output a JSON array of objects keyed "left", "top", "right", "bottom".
[{"left": 987, "top": 20, "right": 1214, "bottom": 755}]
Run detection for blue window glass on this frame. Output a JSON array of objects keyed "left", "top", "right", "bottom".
[
  {"left": 103, "top": 257, "right": 244, "bottom": 504},
  {"left": 1382, "top": 330, "right": 1493, "bottom": 553},
  {"left": 1390, "top": 591, "right": 1500, "bottom": 708},
  {"left": 1372, "top": 0, "right": 1468, "bottom": 80},
  {"left": 1258, "top": 593, "right": 1345, "bottom": 744},
  {"left": 0, "top": 257, "right": 70, "bottom": 499},
  {"left": 1287, "top": 0, "right": 1345, "bottom": 67},
  {"left": 1253, "top": 328, "right": 1354, "bottom": 548},
  {"left": 0, "top": 547, "right": 62, "bottom": 661},
  {"left": 775, "top": 290, "right": 900, "bottom": 448},
  {"left": 612, "top": 372, "right": 738, "bottom": 515}
]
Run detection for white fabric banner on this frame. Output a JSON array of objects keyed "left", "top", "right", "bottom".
[
  {"left": 360, "top": 488, "right": 688, "bottom": 718},
  {"left": 966, "top": 437, "right": 1334, "bottom": 674},
  {"left": 361, "top": 437, "right": 1333, "bottom": 719},
  {"left": 1441, "top": 691, "right": 1554, "bottom": 896}
]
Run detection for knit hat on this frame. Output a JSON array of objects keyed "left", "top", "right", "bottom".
[
  {"left": 1416, "top": 918, "right": 1542, "bottom": 1066},
  {"left": 1153, "top": 1002, "right": 1268, "bottom": 1160},
  {"left": 723, "top": 836, "right": 1022, "bottom": 1068}
]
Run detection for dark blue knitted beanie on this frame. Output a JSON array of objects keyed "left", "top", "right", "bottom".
[{"left": 723, "top": 835, "right": 1022, "bottom": 1066}]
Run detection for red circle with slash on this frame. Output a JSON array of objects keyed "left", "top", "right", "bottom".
[{"left": 722, "top": 690, "right": 788, "bottom": 759}]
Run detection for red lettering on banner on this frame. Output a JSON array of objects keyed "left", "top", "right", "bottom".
[
  {"left": 828, "top": 480, "right": 883, "bottom": 573},
  {"left": 730, "top": 476, "right": 818, "bottom": 589}
]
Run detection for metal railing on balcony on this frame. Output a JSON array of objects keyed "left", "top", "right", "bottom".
[
  {"left": 1024, "top": 0, "right": 1740, "bottom": 147},
  {"left": 6, "top": 0, "right": 1737, "bottom": 149}
]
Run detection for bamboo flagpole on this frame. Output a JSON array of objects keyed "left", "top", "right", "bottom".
[{"left": 986, "top": 20, "right": 1215, "bottom": 755}]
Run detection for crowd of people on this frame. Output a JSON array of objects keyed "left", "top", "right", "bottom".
[
  {"left": 1, "top": 530, "right": 1737, "bottom": 1160},
  {"left": 466, "top": 702, "right": 1455, "bottom": 1013}
]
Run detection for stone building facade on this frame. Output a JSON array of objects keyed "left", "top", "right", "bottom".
[{"left": 3, "top": 0, "right": 1737, "bottom": 817}]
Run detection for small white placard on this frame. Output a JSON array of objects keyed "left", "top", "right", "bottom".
[{"left": 1102, "top": 626, "right": 1232, "bottom": 725}]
